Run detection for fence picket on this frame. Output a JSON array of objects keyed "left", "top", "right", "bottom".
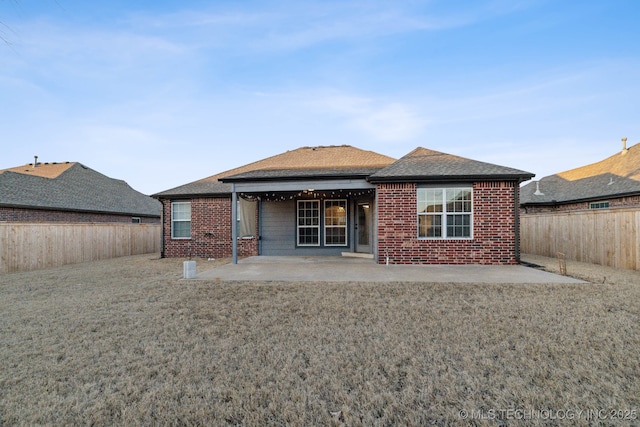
[
  {"left": 521, "top": 208, "right": 639, "bottom": 270},
  {"left": 0, "top": 223, "right": 161, "bottom": 273}
]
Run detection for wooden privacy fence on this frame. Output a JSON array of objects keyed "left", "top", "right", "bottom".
[
  {"left": 0, "top": 222, "right": 161, "bottom": 273},
  {"left": 520, "top": 208, "right": 640, "bottom": 270}
]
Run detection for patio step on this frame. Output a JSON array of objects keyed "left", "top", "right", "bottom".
[{"left": 341, "top": 252, "right": 374, "bottom": 259}]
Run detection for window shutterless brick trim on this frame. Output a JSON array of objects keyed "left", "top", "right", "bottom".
[
  {"left": 377, "top": 181, "right": 518, "bottom": 265},
  {"left": 161, "top": 197, "right": 259, "bottom": 259}
]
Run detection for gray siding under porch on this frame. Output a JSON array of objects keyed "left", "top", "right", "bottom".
[{"left": 260, "top": 200, "right": 352, "bottom": 256}]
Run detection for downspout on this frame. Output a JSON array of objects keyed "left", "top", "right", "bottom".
[
  {"left": 160, "top": 199, "right": 165, "bottom": 258},
  {"left": 258, "top": 197, "right": 263, "bottom": 255},
  {"left": 514, "top": 182, "right": 521, "bottom": 263},
  {"left": 374, "top": 188, "right": 379, "bottom": 264},
  {"left": 232, "top": 184, "right": 238, "bottom": 264}
]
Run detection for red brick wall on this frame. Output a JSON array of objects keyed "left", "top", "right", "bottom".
[
  {"left": 238, "top": 237, "right": 259, "bottom": 257},
  {"left": 377, "top": 181, "right": 518, "bottom": 265},
  {"left": 161, "top": 197, "right": 259, "bottom": 259},
  {"left": 0, "top": 206, "right": 159, "bottom": 224},
  {"left": 521, "top": 195, "right": 640, "bottom": 214}
]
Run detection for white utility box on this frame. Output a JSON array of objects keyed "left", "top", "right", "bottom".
[{"left": 183, "top": 260, "right": 196, "bottom": 279}]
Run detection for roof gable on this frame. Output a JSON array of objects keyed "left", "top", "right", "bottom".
[
  {"left": 369, "top": 147, "right": 534, "bottom": 182},
  {"left": 0, "top": 163, "right": 161, "bottom": 217}
]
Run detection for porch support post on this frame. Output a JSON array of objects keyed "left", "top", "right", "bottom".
[{"left": 231, "top": 183, "right": 238, "bottom": 264}]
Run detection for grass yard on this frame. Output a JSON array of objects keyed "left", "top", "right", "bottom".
[{"left": 1, "top": 254, "right": 639, "bottom": 426}]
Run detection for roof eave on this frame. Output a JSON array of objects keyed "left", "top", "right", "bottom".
[
  {"left": 520, "top": 189, "right": 640, "bottom": 206},
  {"left": 368, "top": 174, "right": 534, "bottom": 184},
  {"left": 0, "top": 202, "right": 160, "bottom": 218},
  {"left": 153, "top": 192, "right": 231, "bottom": 200},
  {"left": 221, "top": 173, "right": 372, "bottom": 183}
]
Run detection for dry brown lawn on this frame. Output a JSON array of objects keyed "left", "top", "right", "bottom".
[{"left": 1, "top": 254, "right": 639, "bottom": 426}]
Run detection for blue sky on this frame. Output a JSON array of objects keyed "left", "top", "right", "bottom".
[{"left": 1, "top": 0, "right": 639, "bottom": 195}]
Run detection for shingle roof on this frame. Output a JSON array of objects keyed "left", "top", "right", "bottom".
[
  {"left": 368, "top": 147, "right": 534, "bottom": 182},
  {"left": 520, "top": 142, "right": 640, "bottom": 205},
  {"left": 222, "top": 167, "right": 383, "bottom": 182},
  {"left": 153, "top": 145, "right": 396, "bottom": 197},
  {"left": 0, "top": 162, "right": 161, "bottom": 217},
  {"left": 0, "top": 161, "right": 75, "bottom": 178}
]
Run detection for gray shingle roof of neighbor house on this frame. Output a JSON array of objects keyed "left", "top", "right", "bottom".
[
  {"left": 520, "top": 140, "right": 640, "bottom": 205},
  {"left": 368, "top": 147, "right": 535, "bottom": 183},
  {"left": 0, "top": 162, "right": 161, "bottom": 217},
  {"left": 153, "top": 145, "right": 396, "bottom": 198}
]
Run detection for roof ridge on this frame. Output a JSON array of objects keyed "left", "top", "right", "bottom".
[
  {"left": 153, "top": 145, "right": 397, "bottom": 197},
  {"left": 521, "top": 141, "right": 640, "bottom": 205},
  {"left": 194, "top": 145, "right": 395, "bottom": 182},
  {"left": 0, "top": 161, "right": 78, "bottom": 179},
  {"left": 556, "top": 141, "right": 640, "bottom": 181},
  {"left": 370, "top": 146, "right": 534, "bottom": 182}
]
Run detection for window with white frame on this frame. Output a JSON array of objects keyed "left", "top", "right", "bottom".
[
  {"left": 418, "top": 187, "right": 472, "bottom": 238},
  {"left": 589, "top": 201, "right": 609, "bottom": 209},
  {"left": 171, "top": 201, "right": 191, "bottom": 239},
  {"left": 297, "top": 200, "right": 320, "bottom": 246},
  {"left": 324, "top": 199, "right": 347, "bottom": 246}
]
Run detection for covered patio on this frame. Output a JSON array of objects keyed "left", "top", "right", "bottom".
[{"left": 226, "top": 171, "right": 379, "bottom": 263}]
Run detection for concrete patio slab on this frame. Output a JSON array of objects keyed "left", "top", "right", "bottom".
[{"left": 195, "top": 256, "right": 588, "bottom": 283}]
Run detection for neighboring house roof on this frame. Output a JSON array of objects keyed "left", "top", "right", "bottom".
[
  {"left": 521, "top": 142, "right": 640, "bottom": 205},
  {"left": 368, "top": 147, "right": 534, "bottom": 183},
  {"left": 153, "top": 145, "right": 396, "bottom": 197},
  {"left": 0, "top": 161, "right": 76, "bottom": 179},
  {"left": 0, "top": 162, "right": 161, "bottom": 217}
]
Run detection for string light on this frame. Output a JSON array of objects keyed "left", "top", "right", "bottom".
[{"left": 239, "top": 188, "right": 375, "bottom": 202}]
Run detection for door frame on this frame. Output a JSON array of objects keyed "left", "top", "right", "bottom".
[{"left": 355, "top": 199, "right": 373, "bottom": 253}]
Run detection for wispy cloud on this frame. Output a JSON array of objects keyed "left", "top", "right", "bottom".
[
  {"left": 7, "top": 0, "right": 629, "bottom": 195},
  {"left": 18, "top": 19, "right": 188, "bottom": 62},
  {"left": 6, "top": 0, "right": 537, "bottom": 66},
  {"left": 121, "top": 0, "right": 531, "bottom": 53},
  {"left": 426, "top": 61, "right": 633, "bottom": 129},
  {"left": 352, "top": 103, "right": 428, "bottom": 141},
  {"left": 310, "top": 92, "right": 427, "bottom": 141}
]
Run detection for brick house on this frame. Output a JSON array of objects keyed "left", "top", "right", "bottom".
[
  {"left": 520, "top": 139, "right": 640, "bottom": 213},
  {"left": 0, "top": 161, "right": 161, "bottom": 223},
  {"left": 153, "top": 146, "right": 533, "bottom": 264}
]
